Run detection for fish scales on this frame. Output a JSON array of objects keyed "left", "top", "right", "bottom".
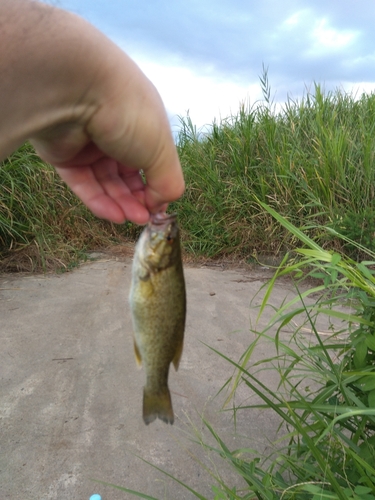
[{"left": 129, "top": 213, "right": 186, "bottom": 425}]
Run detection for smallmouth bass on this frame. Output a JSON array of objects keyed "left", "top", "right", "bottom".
[{"left": 129, "top": 213, "right": 186, "bottom": 425}]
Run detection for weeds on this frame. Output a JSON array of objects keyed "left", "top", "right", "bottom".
[
  {"left": 207, "top": 209, "right": 375, "bottom": 498},
  {"left": 2, "top": 72, "right": 375, "bottom": 268},
  {"left": 175, "top": 72, "right": 375, "bottom": 259},
  {"left": 0, "top": 143, "right": 136, "bottom": 271}
]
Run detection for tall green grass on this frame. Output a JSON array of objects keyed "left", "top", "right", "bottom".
[
  {"left": 0, "top": 143, "right": 136, "bottom": 271},
  {"left": 2, "top": 73, "right": 375, "bottom": 268},
  {"left": 174, "top": 73, "right": 375, "bottom": 259}
]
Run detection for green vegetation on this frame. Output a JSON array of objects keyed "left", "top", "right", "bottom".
[
  {"left": 0, "top": 143, "right": 138, "bottom": 271},
  {"left": 2, "top": 74, "right": 375, "bottom": 268},
  {"left": 208, "top": 206, "right": 375, "bottom": 499},
  {"left": 174, "top": 72, "right": 375, "bottom": 259}
]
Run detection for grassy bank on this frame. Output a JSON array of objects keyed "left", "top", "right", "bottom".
[
  {"left": 0, "top": 143, "right": 139, "bottom": 271},
  {"left": 175, "top": 76, "right": 375, "bottom": 259},
  {"left": 1, "top": 76, "right": 375, "bottom": 269}
]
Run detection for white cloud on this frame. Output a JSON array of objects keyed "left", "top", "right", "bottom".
[
  {"left": 342, "top": 81, "right": 375, "bottom": 96},
  {"left": 310, "top": 18, "right": 358, "bottom": 53},
  {"left": 283, "top": 10, "right": 309, "bottom": 28},
  {"left": 121, "top": 49, "right": 262, "bottom": 130},
  {"left": 60, "top": 0, "right": 375, "bottom": 133}
]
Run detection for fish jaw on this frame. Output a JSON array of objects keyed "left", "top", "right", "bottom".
[{"left": 136, "top": 214, "right": 180, "bottom": 273}]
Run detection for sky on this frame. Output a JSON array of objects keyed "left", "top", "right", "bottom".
[{"left": 48, "top": 0, "right": 375, "bottom": 133}]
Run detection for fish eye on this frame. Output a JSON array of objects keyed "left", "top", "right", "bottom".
[{"left": 166, "top": 234, "right": 174, "bottom": 244}]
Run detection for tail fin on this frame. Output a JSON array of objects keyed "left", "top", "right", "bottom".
[{"left": 143, "top": 386, "right": 174, "bottom": 425}]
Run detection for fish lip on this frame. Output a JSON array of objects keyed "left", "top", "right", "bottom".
[{"left": 149, "top": 212, "right": 177, "bottom": 226}]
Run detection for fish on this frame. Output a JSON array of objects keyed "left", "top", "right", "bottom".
[{"left": 129, "top": 212, "right": 186, "bottom": 425}]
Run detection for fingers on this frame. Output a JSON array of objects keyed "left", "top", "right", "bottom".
[{"left": 55, "top": 158, "right": 150, "bottom": 224}]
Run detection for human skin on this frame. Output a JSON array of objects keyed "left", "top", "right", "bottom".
[{"left": 0, "top": 0, "right": 184, "bottom": 224}]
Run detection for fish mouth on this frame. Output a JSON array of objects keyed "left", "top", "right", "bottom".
[{"left": 150, "top": 212, "right": 177, "bottom": 226}]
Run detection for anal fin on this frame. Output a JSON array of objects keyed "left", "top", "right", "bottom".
[
  {"left": 172, "top": 339, "right": 184, "bottom": 371},
  {"left": 134, "top": 339, "right": 142, "bottom": 367}
]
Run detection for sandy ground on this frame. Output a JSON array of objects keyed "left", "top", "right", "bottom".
[{"left": 0, "top": 257, "right": 338, "bottom": 499}]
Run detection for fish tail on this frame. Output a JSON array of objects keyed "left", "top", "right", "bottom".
[{"left": 143, "top": 386, "right": 174, "bottom": 425}]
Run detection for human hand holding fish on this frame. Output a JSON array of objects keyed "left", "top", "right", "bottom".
[{"left": 0, "top": 0, "right": 184, "bottom": 224}]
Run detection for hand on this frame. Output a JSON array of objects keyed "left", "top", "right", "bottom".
[
  {"left": 0, "top": 0, "right": 184, "bottom": 225},
  {"left": 52, "top": 144, "right": 152, "bottom": 225}
]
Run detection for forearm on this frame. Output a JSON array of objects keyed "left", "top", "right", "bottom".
[
  {"left": 0, "top": 0, "right": 139, "bottom": 160},
  {"left": 0, "top": 0, "right": 184, "bottom": 220},
  {"left": 0, "top": 1, "right": 88, "bottom": 157}
]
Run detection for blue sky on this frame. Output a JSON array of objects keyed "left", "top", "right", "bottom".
[{"left": 49, "top": 0, "right": 375, "bottom": 132}]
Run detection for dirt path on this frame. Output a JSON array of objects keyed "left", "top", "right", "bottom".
[{"left": 0, "top": 258, "right": 332, "bottom": 499}]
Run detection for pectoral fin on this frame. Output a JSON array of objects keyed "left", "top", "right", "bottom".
[
  {"left": 134, "top": 339, "right": 142, "bottom": 367},
  {"left": 172, "top": 339, "right": 184, "bottom": 371}
]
